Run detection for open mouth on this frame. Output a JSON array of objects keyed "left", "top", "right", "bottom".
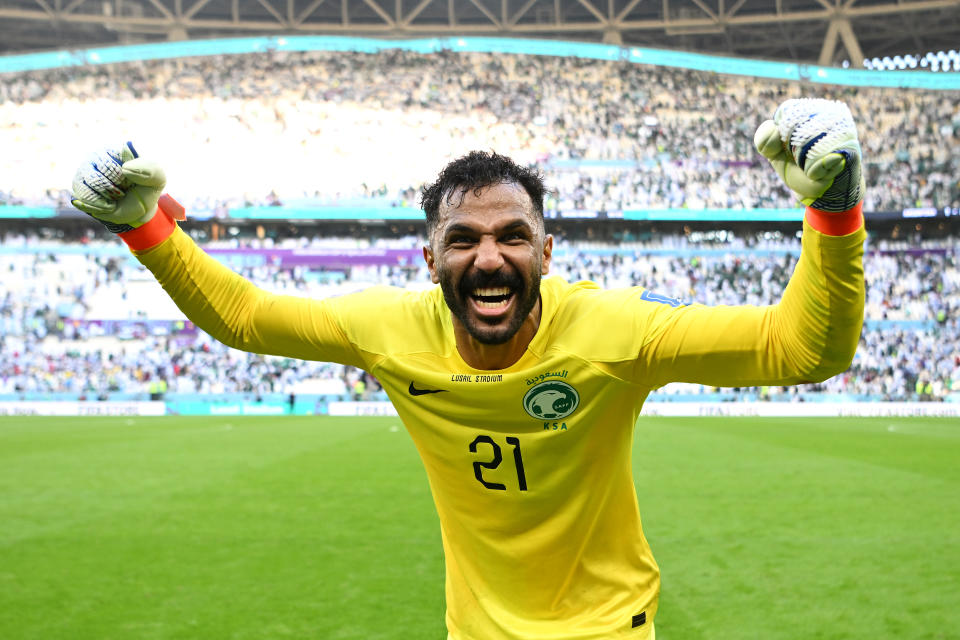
[{"left": 469, "top": 286, "right": 515, "bottom": 314}]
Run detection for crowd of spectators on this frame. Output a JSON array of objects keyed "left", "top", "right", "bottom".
[
  {"left": 2, "top": 230, "right": 957, "bottom": 402},
  {"left": 2, "top": 49, "right": 959, "bottom": 214},
  {"left": 3, "top": 48, "right": 958, "bottom": 402}
]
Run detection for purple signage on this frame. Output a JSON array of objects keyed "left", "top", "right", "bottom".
[{"left": 205, "top": 247, "right": 423, "bottom": 268}]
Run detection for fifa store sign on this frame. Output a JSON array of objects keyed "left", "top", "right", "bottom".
[{"left": 0, "top": 402, "right": 165, "bottom": 416}]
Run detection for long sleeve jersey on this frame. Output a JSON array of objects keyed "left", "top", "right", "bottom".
[{"left": 133, "top": 215, "right": 865, "bottom": 639}]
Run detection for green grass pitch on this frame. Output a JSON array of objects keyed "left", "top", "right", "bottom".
[{"left": 1, "top": 415, "right": 957, "bottom": 639}]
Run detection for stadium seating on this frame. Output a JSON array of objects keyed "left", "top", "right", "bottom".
[
  {"left": 2, "top": 48, "right": 958, "bottom": 406},
  {"left": 1, "top": 49, "right": 958, "bottom": 213},
  {"left": 2, "top": 233, "right": 957, "bottom": 403}
]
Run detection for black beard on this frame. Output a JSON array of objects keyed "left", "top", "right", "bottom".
[{"left": 440, "top": 267, "right": 542, "bottom": 345}]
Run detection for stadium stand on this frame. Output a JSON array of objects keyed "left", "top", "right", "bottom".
[
  {"left": 2, "top": 46, "right": 959, "bottom": 410},
  {"left": 2, "top": 226, "right": 958, "bottom": 404},
  {"left": 1, "top": 49, "right": 958, "bottom": 214}
]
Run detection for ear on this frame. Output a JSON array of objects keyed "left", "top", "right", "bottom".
[
  {"left": 423, "top": 245, "right": 440, "bottom": 284},
  {"left": 540, "top": 234, "right": 553, "bottom": 275}
]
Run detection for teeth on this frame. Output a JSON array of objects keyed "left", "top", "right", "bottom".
[
  {"left": 473, "top": 287, "right": 511, "bottom": 297},
  {"left": 476, "top": 300, "right": 508, "bottom": 309}
]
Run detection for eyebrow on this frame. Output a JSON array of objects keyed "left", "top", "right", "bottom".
[{"left": 443, "top": 220, "right": 533, "bottom": 238}]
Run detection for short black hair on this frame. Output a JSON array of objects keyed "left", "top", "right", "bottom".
[{"left": 420, "top": 151, "right": 545, "bottom": 235}]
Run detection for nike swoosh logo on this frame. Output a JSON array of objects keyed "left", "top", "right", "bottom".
[{"left": 408, "top": 381, "right": 448, "bottom": 396}]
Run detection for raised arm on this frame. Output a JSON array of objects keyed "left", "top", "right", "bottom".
[
  {"left": 70, "top": 143, "right": 365, "bottom": 366},
  {"left": 637, "top": 99, "right": 866, "bottom": 389}
]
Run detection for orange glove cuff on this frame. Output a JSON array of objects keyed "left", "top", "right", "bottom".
[
  {"left": 118, "top": 194, "right": 184, "bottom": 251},
  {"left": 805, "top": 201, "right": 864, "bottom": 236}
]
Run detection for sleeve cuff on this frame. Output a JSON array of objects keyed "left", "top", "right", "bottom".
[
  {"left": 118, "top": 194, "right": 183, "bottom": 251},
  {"left": 804, "top": 201, "right": 864, "bottom": 236}
]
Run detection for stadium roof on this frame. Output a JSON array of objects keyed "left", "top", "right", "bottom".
[{"left": 1, "top": 0, "right": 958, "bottom": 66}]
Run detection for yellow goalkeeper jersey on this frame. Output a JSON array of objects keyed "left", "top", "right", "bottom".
[{"left": 135, "top": 219, "right": 865, "bottom": 640}]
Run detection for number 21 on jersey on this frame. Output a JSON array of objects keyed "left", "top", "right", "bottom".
[{"left": 469, "top": 435, "right": 528, "bottom": 491}]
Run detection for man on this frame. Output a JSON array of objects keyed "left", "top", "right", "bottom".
[{"left": 71, "top": 98, "right": 866, "bottom": 639}]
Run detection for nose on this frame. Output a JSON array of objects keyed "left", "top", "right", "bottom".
[{"left": 474, "top": 235, "right": 505, "bottom": 272}]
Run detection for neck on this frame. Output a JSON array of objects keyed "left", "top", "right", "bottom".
[{"left": 453, "top": 298, "right": 542, "bottom": 370}]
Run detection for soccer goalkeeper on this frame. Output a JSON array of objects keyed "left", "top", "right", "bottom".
[{"left": 71, "top": 98, "right": 865, "bottom": 639}]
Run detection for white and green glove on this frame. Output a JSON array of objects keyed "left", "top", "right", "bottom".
[
  {"left": 754, "top": 99, "right": 865, "bottom": 212},
  {"left": 70, "top": 142, "right": 168, "bottom": 233}
]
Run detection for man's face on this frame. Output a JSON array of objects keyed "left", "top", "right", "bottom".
[{"left": 423, "top": 181, "right": 552, "bottom": 346}]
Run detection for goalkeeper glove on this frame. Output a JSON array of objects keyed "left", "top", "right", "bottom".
[
  {"left": 71, "top": 142, "right": 183, "bottom": 234},
  {"left": 754, "top": 98, "right": 865, "bottom": 213}
]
